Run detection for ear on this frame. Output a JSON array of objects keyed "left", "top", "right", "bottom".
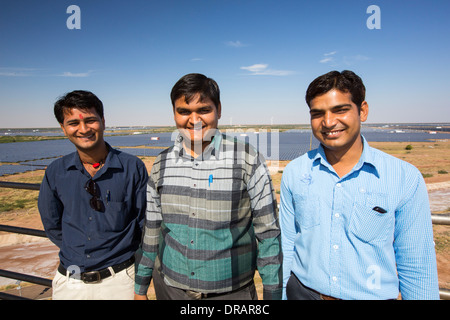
[
  {"left": 360, "top": 101, "right": 369, "bottom": 123},
  {"left": 60, "top": 123, "right": 68, "bottom": 137},
  {"left": 101, "top": 117, "right": 106, "bottom": 130},
  {"left": 217, "top": 103, "right": 222, "bottom": 119}
]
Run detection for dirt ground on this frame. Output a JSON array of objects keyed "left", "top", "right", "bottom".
[{"left": 1, "top": 139, "right": 449, "bottom": 299}]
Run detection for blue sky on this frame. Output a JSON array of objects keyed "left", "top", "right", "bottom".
[{"left": 1, "top": 0, "right": 449, "bottom": 128}]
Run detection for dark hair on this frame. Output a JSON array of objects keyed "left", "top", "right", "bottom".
[
  {"left": 305, "top": 70, "right": 366, "bottom": 111},
  {"left": 54, "top": 90, "right": 104, "bottom": 124},
  {"left": 170, "top": 73, "right": 221, "bottom": 109}
]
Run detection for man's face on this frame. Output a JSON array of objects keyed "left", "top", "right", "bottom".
[
  {"left": 173, "top": 93, "right": 221, "bottom": 152},
  {"left": 60, "top": 107, "right": 105, "bottom": 153},
  {"left": 309, "top": 89, "right": 368, "bottom": 156}
]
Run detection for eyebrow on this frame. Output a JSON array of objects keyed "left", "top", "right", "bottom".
[
  {"left": 175, "top": 105, "right": 213, "bottom": 112},
  {"left": 309, "top": 104, "right": 352, "bottom": 114},
  {"left": 66, "top": 116, "right": 99, "bottom": 124}
]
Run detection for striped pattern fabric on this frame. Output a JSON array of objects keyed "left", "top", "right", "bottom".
[
  {"left": 280, "top": 136, "right": 439, "bottom": 300},
  {"left": 135, "top": 131, "right": 282, "bottom": 299}
]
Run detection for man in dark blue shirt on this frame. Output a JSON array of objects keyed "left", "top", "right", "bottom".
[{"left": 38, "top": 90, "right": 148, "bottom": 299}]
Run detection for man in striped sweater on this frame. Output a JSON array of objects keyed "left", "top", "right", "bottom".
[{"left": 135, "top": 73, "right": 282, "bottom": 300}]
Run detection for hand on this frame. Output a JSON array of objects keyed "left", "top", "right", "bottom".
[{"left": 134, "top": 293, "right": 148, "bottom": 300}]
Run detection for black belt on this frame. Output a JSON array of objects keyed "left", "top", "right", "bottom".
[
  {"left": 58, "top": 257, "right": 134, "bottom": 284},
  {"left": 184, "top": 279, "right": 254, "bottom": 299}
]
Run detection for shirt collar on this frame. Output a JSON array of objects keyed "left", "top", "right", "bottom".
[
  {"left": 174, "top": 129, "right": 222, "bottom": 161},
  {"left": 313, "top": 135, "right": 379, "bottom": 177},
  {"left": 62, "top": 142, "right": 122, "bottom": 172}
]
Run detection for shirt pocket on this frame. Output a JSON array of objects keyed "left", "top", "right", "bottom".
[
  {"left": 101, "top": 201, "right": 128, "bottom": 232},
  {"left": 349, "top": 194, "right": 393, "bottom": 243},
  {"left": 293, "top": 193, "right": 320, "bottom": 230}
]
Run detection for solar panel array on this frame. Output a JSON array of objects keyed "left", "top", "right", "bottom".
[{"left": 1, "top": 129, "right": 448, "bottom": 176}]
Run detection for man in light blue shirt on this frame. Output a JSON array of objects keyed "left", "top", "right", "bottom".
[{"left": 280, "top": 70, "right": 439, "bottom": 300}]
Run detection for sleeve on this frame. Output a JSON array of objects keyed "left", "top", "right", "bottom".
[
  {"left": 393, "top": 170, "right": 440, "bottom": 300},
  {"left": 279, "top": 164, "right": 297, "bottom": 300},
  {"left": 247, "top": 153, "right": 283, "bottom": 300},
  {"left": 134, "top": 164, "right": 163, "bottom": 296},
  {"left": 37, "top": 170, "right": 63, "bottom": 248},
  {"left": 134, "top": 161, "right": 149, "bottom": 231}
]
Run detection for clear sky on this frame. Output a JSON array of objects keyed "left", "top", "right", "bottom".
[{"left": 1, "top": 0, "right": 449, "bottom": 128}]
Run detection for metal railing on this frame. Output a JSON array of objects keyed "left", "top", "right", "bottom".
[{"left": 0, "top": 180, "right": 449, "bottom": 299}]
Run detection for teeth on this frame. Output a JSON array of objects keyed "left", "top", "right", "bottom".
[{"left": 324, "top": 130, "right": 343, "bottom": 137}]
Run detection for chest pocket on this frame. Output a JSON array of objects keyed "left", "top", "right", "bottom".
[
  {"left": 293, "top": 193, "right": 321, "bottom": 230},
  {"left": 349, "top": 193, "right": 393, "bottom": 243}
]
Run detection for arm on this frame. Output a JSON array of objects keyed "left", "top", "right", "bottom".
[
  {"left": 279, "top": 167, "right": 297, "bottom": 300},
  {"left": 37, "top": 171, "right": 63, "bottom": 248},
  {"left": 248, "top": 154, "right": 283, "bottom": 300},
  {"left": 134, "top": 168, "right": 162, "bottom": 298},
  {"left": 394, "top": 171, "right": 439, "bottom": 300},
  {"left": 134, "top": 162, "right": 149, "bottom": 232}
]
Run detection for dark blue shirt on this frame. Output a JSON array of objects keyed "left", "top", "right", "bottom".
[{"left": 38, "top": 143, "right": 148, "bottom": 272}]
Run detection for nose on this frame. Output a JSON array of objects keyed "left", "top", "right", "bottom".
[
  {"left": 322, "top": 111, "right": 337, "bottom": 128},
  {"left": 78, "top": 120, "right": 89, "bottom": 133},
  {"left": 189, "top": 112, "right": 201, "bottom": 126}
]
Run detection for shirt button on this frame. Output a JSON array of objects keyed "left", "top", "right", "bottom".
[
  {"left": 89, "top": 217, "right": 93, "bottom": 221},
  {"left": 334, "top": 213, "right": 340, "bottom": 218},
  {"left": 333, "top": 244, "right": 339, "bottom": 250},
  {"left": 332, "top": 276, "right": 338, "bottom": 282},
  {"left": 336, "top": 183, "right": 342, "bottom": 188},
  {"left": 190, "top": 240, "right": 194, "bottom": 244},
  {"left": 87, "top": 255, "right": 91, "bottom": 258},
  {"left": 191, "top": 272, "right": 195, "bottom": 276}
]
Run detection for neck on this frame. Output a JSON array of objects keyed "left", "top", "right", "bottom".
[
  {"left": 78, "top": 142, "right": 108, "bottom": 165},
  {"left": 183, "top": 140, "right": 208, "bottom": 158},
  {"left": 324, "top": 138, "right": 363, "bottom": 177}
]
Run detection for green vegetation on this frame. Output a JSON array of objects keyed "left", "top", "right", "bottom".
[
  {"left": 0, "top": 135, "right": 65, "bottom": 144},
  {"left": 0, "top": 195, "right": 38, "bottom": 213},
  {"left": 405, "top": 144, "right": 413, "bottom": 150}
]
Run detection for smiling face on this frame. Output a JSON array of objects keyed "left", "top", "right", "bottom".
[
  {"left": 173, "top": 93, "right": 221, "bottom": 154},
  {"left": 60, "top": 107, "right": 106, "bottom": 153},
  {"left": 309, "top": 89, "right": 368, "bottom": 159}
]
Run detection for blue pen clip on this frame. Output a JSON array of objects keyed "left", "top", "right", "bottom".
[{"left": 208, "top": 174, "right": 213, "bottom": 187}]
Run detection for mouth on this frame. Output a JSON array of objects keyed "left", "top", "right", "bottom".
[
  {"left": 77, "top": 133, "right": 96, "bottom": 141},
  {"left": 322, "top": 129, "right": 345, "bottom": 138}
]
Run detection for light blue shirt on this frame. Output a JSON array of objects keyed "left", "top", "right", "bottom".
[{"left": 280, "top": 136, "right": 439, "bottom": 300}]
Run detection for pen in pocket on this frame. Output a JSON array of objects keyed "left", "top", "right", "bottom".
[
  {"left": 372, "top": 206, "right": 387, "bottom": 214},
  {"left": 209, "top": 174, "right": 213, "bottom": 187},
  {"left": 106, "top": 190, "right": 111, "bottom": 204}
]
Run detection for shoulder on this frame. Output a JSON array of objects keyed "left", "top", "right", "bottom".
[
  {"left": 221, "top": 133, "right": 259, "bottom": 159},
  {"left": 109, "top": 148, "right": 148, "bottom": 180},
  {"left": 368, "top": 145, "right": 421, "bottom": 176},
  {"left": 284, "top": 148, "right": 317, "bottom": 172},
  {"left": 113, "top": 148, "right": 145, "bottom": 167},
  {"left": 45, "top": 151, "right": 76, "bottom": 173}
]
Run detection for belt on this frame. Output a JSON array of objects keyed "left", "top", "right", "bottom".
[
  {"left": 58, "top": 257, "right": 134, "bottom": 284},
  {"left": 308, "top": 286, "right": 341, "bottom": 300},
  {"left": 319, "top": 293, "right": 340, "bottom": 300},
  {"left": 184, "top": 280, "right": 254, "bottom": 300}
]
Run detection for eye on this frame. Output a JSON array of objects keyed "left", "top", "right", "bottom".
[
  {"left": 198, "top": 107, "right": 212, "bottom": 114},
  {"left": 335, "top": 108, "right": 349, "bottom": 114},
  {"left": 309, "top": 111, "right": 323, "bottom": 119}
]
